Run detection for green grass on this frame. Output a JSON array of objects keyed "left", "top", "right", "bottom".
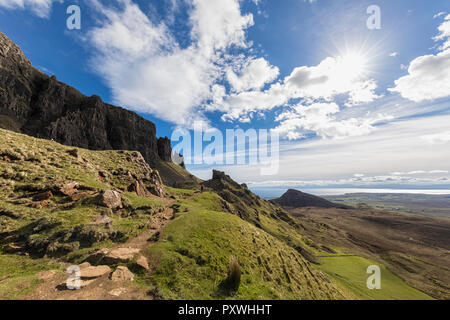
[
  {"left": 144, "top": 193, "right": 345, "bottom": 300},
  {"left": 121, "top": 192, "right": 164, "bottom": 209},
  {"left": 316, "top": 254, "right": 433, "bottom": 300},
  {"left": 164, "top": 186, "right": 197, "bottom": 198},
  {"left": 0, "top": 128, "right": 169, "bottom": 260},
  {"left": 0, "top": 254, "right": 61, "bottom": 299}
]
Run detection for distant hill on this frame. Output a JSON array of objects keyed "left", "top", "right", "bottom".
[{"left": 272, "top": 189, "right": 351, "bottom": 209}]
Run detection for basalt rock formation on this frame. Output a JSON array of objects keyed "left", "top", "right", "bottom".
[{"left": 0, "top": 31, "right": 170, "bottom": 167}]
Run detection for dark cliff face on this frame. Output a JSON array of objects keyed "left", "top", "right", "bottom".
[
  {"left": 0, "top": 32, "right": 170, "bottom": 167},
  {"left": 157, "top": 137, "right": 172, "bottom": 162}
]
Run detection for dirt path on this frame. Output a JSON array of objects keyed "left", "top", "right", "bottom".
[
  {"left": 24, "top": 198, "right": 178, "bottom": 300},
  {"left": 119, "top": 205, "right": 175, "bottom": 251}
]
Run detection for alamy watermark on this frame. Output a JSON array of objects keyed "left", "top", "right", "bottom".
[
  {"left": 367, "top": 5, "right": 381, "bottom": 30},
  {"left": 171, "top": 122, "right": 280, "bottom": 176},
  {"left": 366, "top": 265, "right": 381, "bottom": 290},
  {"left": 66, "top": 265, "right": 81, "bottom": 290},
  {"left": 66, "top": 5, "right": 81, "bottom": 30}
]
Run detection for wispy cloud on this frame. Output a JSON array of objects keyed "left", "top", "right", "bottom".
[{"left": 0, "top": 0, "right": 63, "bottom": 18}]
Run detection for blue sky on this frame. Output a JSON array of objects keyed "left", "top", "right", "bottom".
[{"left": 1, "top": 0, "right": 450, "bottom": 191}]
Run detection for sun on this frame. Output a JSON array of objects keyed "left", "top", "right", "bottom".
[{"left": 334, "top": 52, "right": 368, "bottom": 82}]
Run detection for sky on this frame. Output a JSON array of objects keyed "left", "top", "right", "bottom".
[{"left": 1, "top": 0, "right": 450, "bottom": 192}]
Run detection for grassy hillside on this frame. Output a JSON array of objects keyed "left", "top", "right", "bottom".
[
  {"left": 144, "top": 193, "right": 345, "bottom": 300},
  {"left": 156, "top": 161, "right": 201, "bottom": 188},
  {"left": 317, "top": 254, "right": 432, "bottom": 300},
  {"left": 286, "top": 206, "right": 449, "bottom": 299},
  {"left": 0, "top": 129, "right": 346, "bottom": 300},
  {"left": 0, "top": 128, "right": 166, "bottom": 260},
  {"left": 0, "top": 129, "right": 437, "bottom": 300}
]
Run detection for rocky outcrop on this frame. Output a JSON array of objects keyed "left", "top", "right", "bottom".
[
  {"left": 97, "top": 190, "right": 123, "bottom": 210},
  {"left": 157, "top": 137, "right": 172, "bottom": 162},
  {"left": 0, "top": 32, "right": 171, "bottom": 167},
  {"left": 110, "top": 266, "right": 134, "bottom": 282},
  {"left": 202, "top": 170, "right": 296, "bottom": 228}
]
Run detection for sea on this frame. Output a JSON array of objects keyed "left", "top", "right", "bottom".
[{"left": 249, "top": 187, "right": 450, "bottom": 200}]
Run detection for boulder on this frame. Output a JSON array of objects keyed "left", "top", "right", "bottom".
[
  {"left": 136, "top": 256, "right": 150, "bottom": 271},
  {"left": 110, "top": 266, "right": 134, "bottom": 282},
  {"left": 78, "top": 262, "right": 91, "bottom": 270},
  {"left": 80, "top": 265, "right": 111, "bottom": 279},
  {"left": 97, "top": 190, "right": 122, "bottom": 209},
  {"left": 147, "top": 170, "right": 165, "bottom": 197},
  {"left": 86, "top": 248, "right": 109, "bottom": 264},
  {"left": 127, "top": 180, "right": 148, "bottom": 198},
  {"left": 103, "top": 247, "right": 140, "bottom": 264}
]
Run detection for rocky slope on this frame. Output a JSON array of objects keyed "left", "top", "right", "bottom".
[
  {"left": 0, "top": 32, "right": 171, "bottom": 167},
  {"left": 273, "top": 189, "right": 351, "bottom": 209},
  {"left": 0, "top": 129, "right": 348, "bottom": 300},
  {"left": 0, "top": 128, "right": 167, "bottom": 259}
]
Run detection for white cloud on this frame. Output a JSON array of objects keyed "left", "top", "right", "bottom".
[
  {"left": 273, "top": 102, "right": 390, "bottom": 140},
  {"left": 189, "top": 114, "right": 450, "bottom": 184},
  {"left": 389, "top": 52, "right": 398, "bottom": 57},
  {"left": 215, "top": 55, "right": 381, "bottom": 122},
  {"left": 0, "top": 0, "right": 62, "bottom": 18},
  {"left": 390, "top": 49, "right": 450, "bottom": 101},
  {"left": 86, "top": 0, "right": 383, "bottom": 136},
  {"left": 434, "top": 12, "right": 446, "bottom": 19},
  {"left": 226, "top": 57, "right": 279, "bottom": 92},
  {"left": 87, "top": 0, "right": 254, "bottom": 126},
  {"left": 434, "top": 14, "right": 450, "bottom": 50},
  {"left": 391, "top": 14, "right": 450, "bottom": 102},
  {"left": 421, "top": 131, "right": 450, "bottom": 144}
]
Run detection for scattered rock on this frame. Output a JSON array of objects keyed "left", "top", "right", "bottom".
[
  {"left": 37, "top": 270, "right": 57, "bottom": 280},
  {"left": 127, "top": 180, "right": 148, "bottom": 198},
  {"left": 97, "top": 190, "right": 122, "bottom": 209},
  {"left": 80, "top": 265, "right": 111, "bottom": 279},
  {"left": 30, "top": 200, "right": 50, "bottom": 209},
  {"left": 78, "top": 262, "right": 91, "bottom": 270},
  {"left": 103, "top": 247, "right": 140, "bottom": 264},
  {"left": 32, "top": 191, "right": 53, "bottom": 201},
  {"left": 3, "top": 243, "right": 25, "bottom": 253},
  {"left": 109, "top": 288, "right": 127, "bottom": 297},
  {"left": 70, "top": 191, "right": 90, "bottom": 202},
  {"left": 110, "top": 266, "right": 134, "bottom": 282},
  {"left": 59, "top": 182, "right": 79, "bottom": 196},
  {"left": 136, "top": 256, "right": 150, "bottom": 271}
]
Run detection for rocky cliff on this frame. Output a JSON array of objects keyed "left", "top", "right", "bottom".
[{"left": 0, "top": 32, "right": 171, "bottom": 167}]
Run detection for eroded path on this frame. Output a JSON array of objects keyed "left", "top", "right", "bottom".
[{"left": 24, "top": 197, "right": 178, "bottom": 300}]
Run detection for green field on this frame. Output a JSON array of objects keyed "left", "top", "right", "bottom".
[
  {"left": 317, "top": 255, "right": 433, "bottom": 300},
  {"left": 325, "top": 193, "right": 450, "bottom": 219}
]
